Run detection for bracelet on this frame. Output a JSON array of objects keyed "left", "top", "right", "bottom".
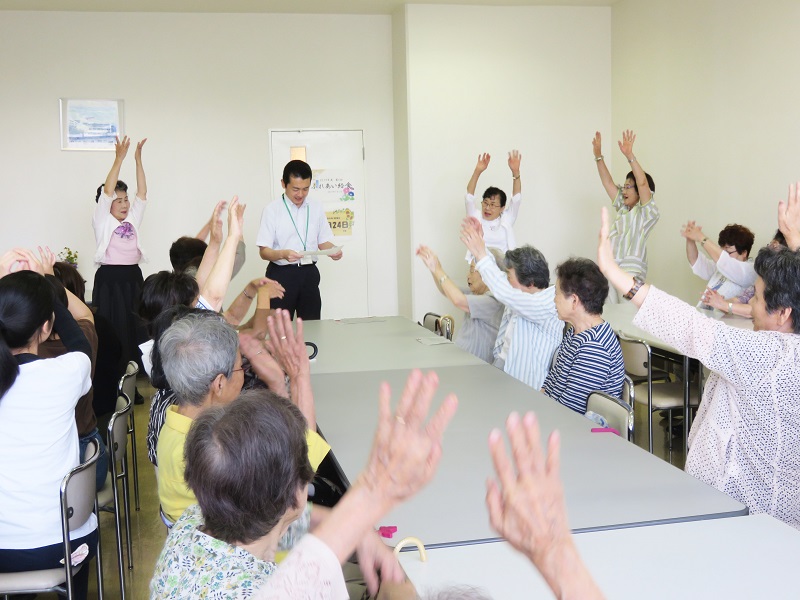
[
  {"left": 594, "top": 155, "right": 604, "bottom": 162},
  {"left": 700, "top": 237, "right": 708, "bottom": 245},
  {"left": 627, "top": 156, "right": 636, "bottom": 163},
  {"left": 728, "top": 302, "right": 734, "bottom": 315},
  {"left": 623, "top": 276, "right": 645, "bottom": 301},
  {"left": 242, "top": 289, "right": 254, "bottom": 300},
  {"left": 438, "top": 274, "right": 448, "bottom": 285},
  {"left": 512, "top": 175, "right": 520, "bottom": 180}
]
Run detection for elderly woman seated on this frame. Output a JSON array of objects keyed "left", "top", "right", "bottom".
[
  {"left": 598, "top": 185, "right": 800, "bottom": 530},
  {"left": 681, "top": 221, "right": 755, "bottom": 309},
  {"left": 415, "top": 244, "right": 505, "bottom": 363},
  {"left": 542, "top": 258, "right": 624, "bottom": 414},
  {"left": 156, "top": 310, "right": 329, "bottom": 523}
]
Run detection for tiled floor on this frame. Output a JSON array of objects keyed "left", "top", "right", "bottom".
[{"left": 34, "top": 375, "right": 688, "bottom": 599}]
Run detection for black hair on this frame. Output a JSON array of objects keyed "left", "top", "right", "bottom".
[
  {"left": 52, "top": 262, "right": 86, "bottom": 303},
  {"left": 624, "top": 171, "right": 656, "bottom": 197},
  {"left": 44, "top": 274, "right": 68, "bottom": 308},
  {"left": 772, "top": 229, "right": 787, "bottom": 247},
  {"left": 169, "top": 237, "right": 208, "bottom": 272},
  {"left": 754, "top": 246, "right": 800, "bottom": 334},
  {"left": 718, "top": 224, "right": 755, "bottom": 257},
  {"left": 282, "top": 160, "right": 313, "bottom": 184},
  {"left": 555, "top": 258, "right": 608, "bottom": 316},
  {"left": 0, "top": 272, "right": 55, "bottom": 399},
  {"left": 482, "top": 186, "right": 507, "bottom": 208},
  {"left": 138, "top": 271, "right": 200, "bottom": 336},
  {"left": 95, "top": 180, "right": 128, "bottom": 203},
  {"left": 504, "top": 245, "right": 550, "bottom": 289}
]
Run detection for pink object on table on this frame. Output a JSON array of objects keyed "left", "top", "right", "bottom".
[
  {"left": 591, "top": 427, "right": 621, "bottom": 437},
  {"left": 378, "top": 526, "right": 397, "bottom": 538}
]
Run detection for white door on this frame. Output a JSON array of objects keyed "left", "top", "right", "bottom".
[{"left": 269, "top": 130, "right": 368, "bottom": 319}]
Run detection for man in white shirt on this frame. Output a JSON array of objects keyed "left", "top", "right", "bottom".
[{"left": 256, "top": 160, "right": 343, "bottom": 320}]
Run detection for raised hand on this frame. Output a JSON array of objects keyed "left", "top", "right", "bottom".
[
  {"left": 700, "top": 288, "right": 726, "bottom": 311},
  {"left": 460, "top": 217, "right": 487, "bottom": 260},
  {"left": 508, "top": 150, "right": 522, "bottom": 175},
  {"left": 239, "top": 331, "right": 288, "bottom": 397},
  {"left": 265, "top": 309, "right": 309, "bottom": 381},
  {"left": 134, "top": 138, "right": 147, "bottom": 162},
  {"left": 778, "top": 182, "right": 800, "bottom": 251},
  {"left": 617, "top": 129, "right": 636, "bottom": 160},
  {"left": 0, "top": 249, "right": 29, "bottom": 278},
  {"left": 252, "top": 277, "right": 285, "bottom": 300},
  {"left": 475, "top": 153, "right": 491, "bottom": 173},
  {"left": 357, "top": 370, "right": 457, "bottom": 505},
  {"left": 680, "top": 220, "right": 705, "bottom": 242},
  {"left": 592, "top": 131, "right": 603, "bottom": 158},
  {"left": 209, "top": 200, "right": 227, "bottom": 245},
  {"left": 226, "top": 196, "right": 245, "bottom": 242},
  {"left": 38, "top": 246, "right": 56, "bottom": 275},
  {"left": 596, "top": 207, "right": 615, "bottom": 275},
  {"left": 16, "top": 248, "right": 46, "bottom": 276},
  {"left": 114, "top": 135, "right": 131, "bottom": 161},
  {"left": 415, "top": 245, "right": 441, "bottom": 273}
]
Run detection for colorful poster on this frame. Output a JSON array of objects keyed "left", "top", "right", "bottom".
[
  {"left": 326, "top": 208, "right": 355, "bottom": 237},
  {"left": 311, "top": 170, "right": 357, "bottom": 203}
]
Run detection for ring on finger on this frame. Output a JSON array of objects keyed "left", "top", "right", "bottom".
[{"left": 395, "top": 415, "right": 406, "bottom": 425}]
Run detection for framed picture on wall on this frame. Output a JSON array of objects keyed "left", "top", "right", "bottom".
[{"left": 59, "top": 98, "right": 124, "bottom": 151}]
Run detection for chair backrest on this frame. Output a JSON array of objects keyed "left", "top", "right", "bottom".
[
  {"left": 617, "top": 335, "right": 652, "bottom": 379},
  {"left": 118, "top": 360, "right": 138, "bottom": 400},
  {"left": 62, "top": 439, "right": 99, "bottom": 534},
  {"left": 621, "top": 374, "right": 635, "bottom": 408},
  {"left": 107, "top": 394, "right": 132, "bottom": 463},
  {"left": 586, "top": 392, "right": 634, "bottom": 441},
  {"left": 421, "top": 312, "right": 442, "bottom": 334},
  {"left": 439, "top": 315, "right": 454, "bottom": 341}
]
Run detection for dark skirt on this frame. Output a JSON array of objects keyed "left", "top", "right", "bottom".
[{"left": 92, "top": 264, "right": 144, "bottom": 369}]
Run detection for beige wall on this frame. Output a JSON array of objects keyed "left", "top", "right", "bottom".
[
  {"left": 401, "top": 4, "right": 612, "bottom": 322},
  {"left": 0, "top": 10, "right": 397, "bottom": 314},
  {"left": 611, "top": 0, "right": 800, "bottom": 301}
]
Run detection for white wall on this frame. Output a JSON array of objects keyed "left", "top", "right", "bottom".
[
  {"left": 611, "top": 0, "right": 800, "bottom": 301},
  {"left": 401, "top": 4, "right": 612, "bottom": 323},
  {"left": 0, "top": 11, "right": 397, "bottom": 316}
]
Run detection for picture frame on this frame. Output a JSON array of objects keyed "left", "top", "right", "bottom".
[{"left": 59, "top": 98, "right": 124, "bottom": 151}]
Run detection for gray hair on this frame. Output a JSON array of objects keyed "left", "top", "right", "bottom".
[
  {"left": 486, "top": 247, "right": 508, "bottom": 274},
  {"left": 159, "top": 311, "right": 239, "bottom": 406},
  {"left": 426, "top": 586, "right": 493, "bottom": 600},
  {"left": 504, "top": 245, "right": 550, "bottom": 289}
]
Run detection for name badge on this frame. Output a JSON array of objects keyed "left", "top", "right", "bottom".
[{"left": 300, "top": 256, "right": 314, "bottom": 266}]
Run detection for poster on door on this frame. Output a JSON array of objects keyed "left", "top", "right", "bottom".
[
  {"left": 311, "top": 170, "right": 358, "bottom": 203},
  {"left": 325, "top": 208, "right": 355, "bottom": 237}
]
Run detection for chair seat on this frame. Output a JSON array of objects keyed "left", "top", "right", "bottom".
[
  {"left": 0, "top": 564, "right": 82, "bottom": 593},
  {"left": 633, "top": 382, "right": 699, "bottom": 410}
]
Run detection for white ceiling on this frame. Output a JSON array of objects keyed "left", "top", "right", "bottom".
[{"left": 0, "top": 0, "right": 618, "bottom": 14}]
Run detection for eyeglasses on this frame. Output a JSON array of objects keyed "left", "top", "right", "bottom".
[
  {"left": 481, "top": 200, "right": 501, "bottom": 208},
  {"left": 622, "top": 184, "right": 636, "bottom": 190}
]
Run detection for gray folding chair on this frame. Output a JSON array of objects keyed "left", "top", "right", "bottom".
[
  {"left": 439, "top": 314, "right": 455, "bottom": 341},
  {"left": 117, "top": 361, "right": 140, "bottom": 511},
  {"left": 421, "top": 312, "right": 442, "bottom": 334},
  {"left": 97, "top": 394, "right": 133, "bottom": 600},
  {"left": 618, "top": 335, "right": 698, "bottom": 454},
  {"left": 586, "top": 386, "right": 634, "bottom": 442},
  {"left": 0, "top": 440, "right": 103, "bottom": 600}
]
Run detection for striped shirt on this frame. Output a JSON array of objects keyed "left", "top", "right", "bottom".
[
  {"left": 147, "top": 388, "right": 177, "bottom": 466},
  {"left": 609, "top": 190, "right": 659, "bottom": 278},
  {"left": 455, "top": 293, "right": 504, "bottom": 363},
  {"left": 475, "top": 255, "right": 563, "bottom": 390},
  {"left": 542, "top": 320, "right": 625, "bottom": 414}
]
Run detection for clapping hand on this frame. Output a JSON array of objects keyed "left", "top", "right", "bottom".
[
  {"left": 460, "top": 216, "right": 487, "bottom": 260},
  {"left": 415, "top": 245, "right": 441, "bottom": 273},
  {"left": 680, "top": 220, "right": 705, "bottom": 243},
  {"left": 778, "top": 182, "right": 800, "bottom": 251}
]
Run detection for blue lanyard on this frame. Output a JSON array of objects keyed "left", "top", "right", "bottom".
[{"left": 282, "top": 195, "right": 309, "bottom": 251}]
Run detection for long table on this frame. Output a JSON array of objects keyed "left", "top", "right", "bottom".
[
  {"left": 399, "top": 514, "right": 798, "bottom": 599},
  {"left": 312, "top": 363, "right": 746, "bottom": 549},
  {"left": 301, "top": 316, "right": 483, "bottom": 375}
]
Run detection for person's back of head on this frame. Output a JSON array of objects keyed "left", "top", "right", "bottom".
[
  {"left": 0, "top": 271, "right": 55, "bottom": 398},
  {"left": 184, "top": 388, "right": 314, "bottom": 545},
  {"left": 169, "top": 237, "right": 208, "bottom": 273},
  {"left": 139, "top": 270, "right": 200, "bottom": 338},
  {"left": 158, "top": 311, "right": 238, "bottom": 406},
  {"left": 754, "top": 245, "right": 800, "bottom": 334},
  {"left": 556, "top": 258, "right": 608, "bottom": 316},
  {"left": 504, "top": 245, "right": 550, "bottom": 289},
  {"left": 149, "top": 306, "right": 207, "bottom": 390},
  {"left": 52, "top": 262, "right": 86, "bottom": 303}
]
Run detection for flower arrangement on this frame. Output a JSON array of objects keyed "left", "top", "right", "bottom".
[{"left": 58, "top": 247, "right": 79, "bottom": 266}]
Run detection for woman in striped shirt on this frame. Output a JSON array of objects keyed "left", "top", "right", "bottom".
[{"left": 542, "top": 258, "right": 625, "bottom": 414}]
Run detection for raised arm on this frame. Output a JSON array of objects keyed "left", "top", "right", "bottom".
[
  {"left": 618, "top": 130, "right": 652, "bottom": 205},
  {"left": 222, "top": 278, "right": 284, "bottom": 327},
  {"left": 416, "top": 245, "right": 469, "bottom": 313},
  {"left": 508, "top": 150, "right": 522, "bottom": 197},
  {"left": 592, "top": 132, "right": 618, "bottom": 201},
  {"left": 681, "top": 221, "right": 702, "bottom": 266},
  {"left": 467, "top": 153, "right": 491, "bottom": 196},
  {"left": 701, "top": 288, "right": 753, "bottom": 318},
  {"left": 195, "top": 200, "right": 225, "bottom": 291},
  {"left": 199, "top": 197, "right": 244, "bottom": 312},
  {"left": 40, "top": 246, "right": 94, "bottom": 324},
  {"left": 134, "top": 138, "right": 147, "bottom": 200},
  {"left": 103, "top": 136, "right": 130, "bottom": 197},
  {"left": 778, "top": 182, "right": 800, "bottom": 251}
]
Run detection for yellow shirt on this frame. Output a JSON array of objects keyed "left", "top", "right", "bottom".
[{"left": 157, "top": 406, "right": 332, "bottom": 523}]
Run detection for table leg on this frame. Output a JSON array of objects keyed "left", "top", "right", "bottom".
[{"left": 683, "top": 355, "right": 690, "bottom": 451}]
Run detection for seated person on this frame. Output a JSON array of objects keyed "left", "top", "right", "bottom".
[
  {"left": 157, "top": 311, "right": 329, "bottom": 523},
  {"left": 461, "top": 217, "right": 563, "bottom": 389},
  {"left": 416, "top": 244, "right": 505, "bottom": 363},
  {"left": 681, "top": 221, "right": 754, "bottom": 309},
  {"left": 464, "top": 151, "right": 523, "bottom": 256},
  {"left": 542, "top": 258, "right": 625, "bottom": 414},
  {"left": 597, "top": 187, "right": 800, "bottom": 530}
]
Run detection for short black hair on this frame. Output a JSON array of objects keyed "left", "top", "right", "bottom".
[
  {"left": 624, "top": 171, "right": 655, "bottom": 196},
  {"left": 95, "top": 180, "right": 128, "bottom": 203},
  {"left": 772, "top": 229, "right": 787, "bottom": 247},
  {"left": 482, "top": 186, "right": 507, "bottom": 208},
  {"left": 184, "top": 389, "right": 314, "bottom": 544},
  {"left": 169, "top": 237, "right": 208, "bottom": 272},
  {"left": 282, "top": 160, "right": 313, "bottom": 184},
  {"left": 754, "top": 245, "right": 800, "bottom": 334},
  {"left": 44, "top": 274, "right": 68, "bottom": 308},
  {"left": 504, "top": 245, "right": 550, "bottom": 289},
  {"left": 556, "top": 258, "right": 608, "bottom": 316},
  {"left": 138, "top": 270, "right": 199, "bottom": 335},
  {"left": 52, "top": 262, "right": 86, "bottom": 303},
  {"left": 718, "top": 224, "right": 755, "bottom": 256}
]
